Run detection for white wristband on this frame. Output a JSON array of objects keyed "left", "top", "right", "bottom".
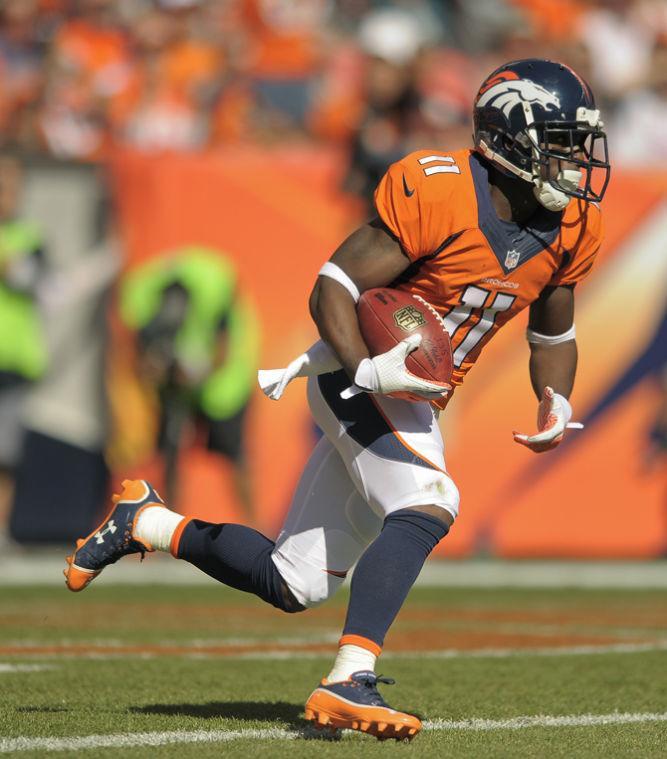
[
  {"left": 526, "top": 324, "right": 576, "bottom": 345},
  {"left": 353, "top": 357, "right": 379, "bottom": 392},
  {"left": 318, "top": 262, "right": 360, "bottom": 303},
  {"left": 552, "top": 391, "right": 573, "bottom": 424}
]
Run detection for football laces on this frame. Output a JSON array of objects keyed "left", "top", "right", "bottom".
[{"left": 411, "top": 294, "right": 449, "bottom": 336}]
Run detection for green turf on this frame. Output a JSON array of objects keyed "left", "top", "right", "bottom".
[{"left": 1, "top": 585, "right": 666, "bottom": 757}]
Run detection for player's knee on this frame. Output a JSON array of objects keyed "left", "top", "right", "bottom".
[
  {"left": 408, "top": 503, "right": 455, "bottom": 530},
  {"left": 257, "top": 553, "right": 307, "bottom": 613},
  {"left": 272, "top": 544, "right": 348, "bottom": 610},
  {"left": 437, "top": 474, "right": 460, "bottom": 520},
  {"left": 416, "top": 473, "right": 460, "bottom": 522},
  {"left": 277, "top": 585, "right": 307, "bottom": 614},
  {"left": 385, "top": 505, "right": 450, "bottom": 551},
  {"left": 281, "top": 574, "right": 345, "bottom": 610}
]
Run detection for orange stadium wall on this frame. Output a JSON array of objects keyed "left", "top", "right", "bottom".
[{"left": 110, "top": 147, "right": 667, "bottom": 558}]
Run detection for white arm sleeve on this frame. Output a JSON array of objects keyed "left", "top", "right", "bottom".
[{"left": 318, "top": 262, "right": 360, "bottom": 303}]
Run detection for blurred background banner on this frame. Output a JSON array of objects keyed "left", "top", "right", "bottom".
[
  {"left": 5, "top": 158, "right": 115, "bottom": 543},
  {"left": 0, "top": 0, "right": 664, "bottom": 555}
]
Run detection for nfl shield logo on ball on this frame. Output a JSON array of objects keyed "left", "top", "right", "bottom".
[
  {"left": 393, "top": 305, "right": 426, "bottom": 332},
  {"left": 505, "top": 249, "right": 520, "bottom": 269}
]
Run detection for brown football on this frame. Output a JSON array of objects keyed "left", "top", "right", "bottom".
[{"left": 357, "top": 287, "right": 453, "bottom": 400}]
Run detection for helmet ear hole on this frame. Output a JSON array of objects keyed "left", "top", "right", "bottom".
[
  {"left": 501, "top": 134, "right": 515, "bottom": 151},
  {"left": 515, "top": 132, "right": 531, "bottom": 149}
]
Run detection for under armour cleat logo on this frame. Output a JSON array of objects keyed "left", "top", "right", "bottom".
[{"left": 95, "top": 520, "right": 117, "bottom": 544}]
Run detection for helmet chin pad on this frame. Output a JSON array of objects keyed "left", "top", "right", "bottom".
[{"left": 533, "top": 169, "right": 582, "bottom": 211}]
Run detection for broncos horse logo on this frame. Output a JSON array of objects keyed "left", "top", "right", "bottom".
[{"left": 476, "top": 78, "right": 561, "bottom": 119}]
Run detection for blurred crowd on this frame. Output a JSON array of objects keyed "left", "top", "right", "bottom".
[{"left": 1, "top": 0, "right": 667, "bottom": 184}]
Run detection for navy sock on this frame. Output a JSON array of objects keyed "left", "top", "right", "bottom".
[
  {"left": 342, "top": 508, "right": 449, "bottom": 648},
  {"left": 177, "top": 520, "right": 304, "bottom": 612}
]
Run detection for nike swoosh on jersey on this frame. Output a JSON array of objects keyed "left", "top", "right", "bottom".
[{"left": 402, "top": 174, "right": 415, "bottom": 197}]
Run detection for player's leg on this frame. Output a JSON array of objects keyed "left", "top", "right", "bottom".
[
  {"left": 271, "top": 435, "right": 382, "bottom": 609},
  {"left": 310, "top": 371, "right": 459, "bottom": 664},
  {"left": 63, "top": 434, "right": 371, "bottom": 615},
  {"left": 335, "top": 501, "right": 453, "bottom": 673},
  {"left": 302, "top": 370, "right": 459, "bottom": 741},
  {"left": 63, "top": 475, "right": 306, "bottom": 610},
  {"left": 63, "top": 473, "right": 303, "bottom": 610},
  {"left": 172, "top": 431, "right": 378, "bottom": 612}
]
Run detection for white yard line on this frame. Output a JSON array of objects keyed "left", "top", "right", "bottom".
[
  {"left": 4, "top": 633, "right": 341, "bottom": 648},
  {"left": 3, "top": 639, "right": 667, "bottom": 661},
  {"left": 426, "top": 712, "right": 667, "bottom": 731},
  {"left": 3, "top": 554, "right": 667, "bottom": 587},
  {"left": 0, "top": 729, "right": 298, "bottom": 754},
  {"left": 0, "top": 663, "right": 55, "bottom": 673},
  {"left": 8, "top": 622, "right": 663, "bottom": 649},
  {"left": 230, "top": 640, "right": 667, "bottom": 660},
  {"left": 2, "top": 712, "right": 667, "bottom": 752},
  {"left": 385, "top": 640, "right": 667, "bottom": 660}
]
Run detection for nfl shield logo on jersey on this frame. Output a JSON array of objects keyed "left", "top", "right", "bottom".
[{"left": 505, "top": 249, "right": 520, "bottom": 269}]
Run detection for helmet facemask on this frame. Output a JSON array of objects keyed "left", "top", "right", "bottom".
[{"left": 526, "top": 117, "right": 610, "bottom": 210}]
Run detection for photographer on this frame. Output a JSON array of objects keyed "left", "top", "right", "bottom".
[{"left": 119, "top": 246, "right": 260, "bottom": 518}]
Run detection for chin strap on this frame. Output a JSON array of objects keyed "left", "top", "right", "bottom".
[{"left": 533, "top": 169, "right": 582, "bottom": 212}]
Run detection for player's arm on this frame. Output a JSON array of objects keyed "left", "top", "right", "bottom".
[
  {"left": 308, "top": 219, "right": 410, "bottom": 378},
  {"left": 308, "top": 219, "right": 450, "bottom": 400},
  {"left": 258, "top": 218, "right": 449, "bottom": 401},
  {"left": 527, "top": 284, "right": 577, "bottom": 399},
  {"left": 513, "top": 285, "right": 581, "bottom": 453},
  {"left": 257, "top": 219, "right": 411, "bottom": 401},
  {"left": 259, "top": 153, "right": 452, "bottom": 401}
]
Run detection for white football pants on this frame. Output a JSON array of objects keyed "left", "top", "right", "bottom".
[{"left": 271, "top": 370, "right": 459, "bottom": 608}]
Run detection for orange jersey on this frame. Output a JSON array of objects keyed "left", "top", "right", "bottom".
[{"left": 374, "top": 148, "right": 603, "bottom": 389}]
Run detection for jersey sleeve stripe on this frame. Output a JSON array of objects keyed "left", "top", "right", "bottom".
[
  {"left": 418, "top": 155, "right": 457, "bottom": 164},
  {"left": 424, "top": 165, "right": 462, "bottom": 176}
]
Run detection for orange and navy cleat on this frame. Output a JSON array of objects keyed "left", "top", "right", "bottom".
[
  {"left": 64, "top": 480, "right": 163, "bottom": 592},
  {"left": 304, "top": 670, "right": 422, "bottom": 742}
]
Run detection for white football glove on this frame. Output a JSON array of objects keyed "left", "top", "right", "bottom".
[
  {"left": 258, "top": 339, "right": 341, "bottom": 400},
  {"left": 342, "top": 333, "right": 450, "bottom": 401},
  {"left": 513, "top": 385, "right": 583, "bottom": 453}
]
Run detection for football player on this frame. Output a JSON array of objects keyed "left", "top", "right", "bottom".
[{"left": 64, "top": 59, "right": 609, "bottom": 741}]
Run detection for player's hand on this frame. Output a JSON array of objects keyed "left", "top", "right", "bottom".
[
  {"left": 344, "top": 333, "right": 451, "bottom": 401},
  {"left": 258, "top": 356, "right": 307, "bottom": 400},
  {"left": 258, "top": 340, "right": 341, "bottom": 400},
  {"left": 513, "top": 386, "right": 583, "bottom": 453}
]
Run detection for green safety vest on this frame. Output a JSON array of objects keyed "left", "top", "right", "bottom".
[
  {"left": 120, "top": 247, "right": 260, "bottom": 419},
  {"left": 0, "top": 220, "right": 47, "bottom": 379}
]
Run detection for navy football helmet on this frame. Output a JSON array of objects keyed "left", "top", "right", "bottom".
[{"left": 473, "top": 59, "right": 610, "bottom": 210}]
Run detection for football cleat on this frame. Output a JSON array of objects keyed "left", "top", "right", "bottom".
[
  {"left": 64, "top": 479, "right": 163, "bottom": 592},
  {"left": 304, "top": 670, "right": 422, "bottom": 741}
]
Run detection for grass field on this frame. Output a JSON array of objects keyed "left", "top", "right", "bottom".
[{"left": 1, "top": 580, "right": 667, "bottom": 757}]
